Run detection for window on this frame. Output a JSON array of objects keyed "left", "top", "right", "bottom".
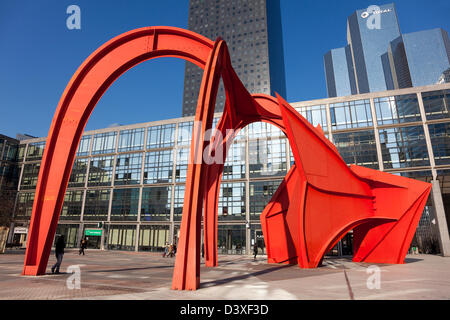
[
  {"left": 114, "top": 153, "right": 142, "bottom": 185},
  {"left": 147, "top": 124, "right": 175, "bottom": 149},
  {"left": 379, "top": 126, "right": 429, "bottom": 169},
  {"left": 177, "top": 121, "right": 194, "bottom": 146},
  {"left": 249, "top": 138, "right": 287, "bottom": 178},
  {"left": 173, "top": 185, "right": 185, "bottom": 221},
  {"left": 249, "top": 180, "right": 282, "bottom": 220},
  {"left": 118, "top": 128, "right": 144, "bottom": 152},
  {"left": 26, "top": 142, "right": 45, "bottom": 161},
  {"left": 15, "top": 192, "right": 34, "bottom": 219},
  {"left": 330, "top": 99, "right": 372, "bottom": 130},
  {"left": 111, "top": 188, "right": 140, "bottom": 221},
  {"left": 333, "top": 130, "right": 379, "bottom": 169},
  {"left": 60, "top": 190, "right": 83, "bottom": 221},
  {"left": 83, "top": 189, "right": 110, "bottom": 221},
  {"left": 144, "top": 150, "right": 173, "bottom": 184},
  {"left": 428, "top": 123, "right": 450, "bottom": 165},
  {"left": 374, "top": 94, "right": 421, "bottom": 125},
  {"left": 107, "top": 225, "right": 136, "bottom": 251},
  {"left": 77, "top": 135, "right": 91, "bottom": 156},
  {"left": 20, "top": 163, "right": 40, "bottom": 189},
  {"left": 218, "top": 182, "right": 246, "bottom": 220},
  {"left": 175, "top": 148, "right": 189, "bottom": 182},
  {"left": 247, "top": 122, "right": 283, "bottom": 139},
  {"left": 141, "top": 186, "right": 172, "bottom": 221},
  {"left": 68, "top": 158, "right": 88, "bottom": 187},
  {"left": 88, "top": 156, "right": 114, "bottom": 187},
  {"left": 138, "top": 225, "right": 169, "bottom": 252},
  {"left": 92, "top": 132, "right": 117, "bottom": 155},
  {"left": 422, "top": 89, "right": 450, "bottom": 120},
  {"left": 295, "top": 104, "right": 328, "bottom": 130},
  {"left": 223, "top": 140, "right": 246, "bottom": 180}
]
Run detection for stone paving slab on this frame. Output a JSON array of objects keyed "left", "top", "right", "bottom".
[{"left": 0, "top": 250, "right": 449, "bottom": 300}]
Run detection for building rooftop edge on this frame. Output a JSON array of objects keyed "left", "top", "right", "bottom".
[{"left": 18, "top": 82, "right": 450, "bottom": 144}]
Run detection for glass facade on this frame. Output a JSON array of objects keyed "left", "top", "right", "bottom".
[
  {"left": 144, "top": 150, "right": 173, "bottom": 184},
  {"left": 379, "top": 126, "right": 429, "bottom": 169},
  {"left": 325, "top": 3, "right": 450, "bottom": 97},
  {"left": 68, "top": 158, "right": 88, "bottom": 188},
  {"left": 114, "top": 153, "right": 142, "bottom": 185},
  {"left": 118, "top": 129, "right": 144, "bottom": 152},
  {"left": 324, "top": 46, "right": 357, "bottom": 97},
  {"left": 330, "top": 99, "right": 372, "bottom": 130},
  {"left": 147, "top": 124, "right": 175, "bottom": 149},
  {"left": 111, "top": 188, "right": 140, "bottom": 221},
  {"left": 422, "top": 89, "right": 450, "bottom": 120},
  {"left": 295, "top": 105, "right": 328, "bottom": 131},
  {"left": 11, "top": 84, "right": 450, "bottom": 255},
  {"left": 390, "top": 29, "right": 450, "bottom": 88},
  {"left": 333, "top": 130, "right": 378, "bottom": 169},
  {"left": 88, "top": 156, "right": 114, "bottom": 187},
  {"left": 374, "top": 94, "right": 421, "bottom": 125},
  {"left": 92, "top": 132, "right": 116, "bottom": 155},
  {"left": 138, "top": 225, "right": 169, "bottom": 252},
  {"left": 141, "top": 186, "right": 171, "bottom": 221},
  {"left": 346, "top": 3, "right": 401, "bottom": 94}
]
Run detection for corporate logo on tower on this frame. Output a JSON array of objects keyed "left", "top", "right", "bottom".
[{"left": 360, "top": 5, "right": 392, "bottom": 30}]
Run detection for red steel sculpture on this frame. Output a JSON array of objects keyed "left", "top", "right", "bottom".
[{"left": 22, "top": 27, "right": 432, "bottom": 291}]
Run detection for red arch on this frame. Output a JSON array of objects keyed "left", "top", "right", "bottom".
[
  {"left": 23, "top": 26, "right": 432, "bottom": 293},
  {"left": 22, "top": 26, "right": 215, "bottom": 276}
]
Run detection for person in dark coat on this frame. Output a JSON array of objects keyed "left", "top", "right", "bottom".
[
  {"left": 79, "top": 238, "right": 87, "bottom": 255},
  {"left": 253, "top": 242, "right": 258, "bottom": 260},
  {"left": 51, "top": 235, "right": 66, "bottom": 274}
]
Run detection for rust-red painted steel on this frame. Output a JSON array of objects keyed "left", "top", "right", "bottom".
[
  {"left": 22, "top": 27, "right": 214, "bottom": 276},
  {"left": 23, "top": 26, "right": 432, "bottom": 292}
]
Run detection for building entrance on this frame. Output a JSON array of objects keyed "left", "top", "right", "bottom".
[
  {"left": 253, "top": 229, "right": 265, "bottom": 255},
  {"left": 84, "top": 228, "right": 103, "bottom": 249}
]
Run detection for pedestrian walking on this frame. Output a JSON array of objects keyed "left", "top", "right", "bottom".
[
  {"left": 168, "top": 243, "right": 174, "bottom": 257},
  {"left": 201, "top": 243, "right": 205, "bottom": 258},
  {"left": 79, "top": 238, "right": 87, "bottom": 255},
  {"left": 51, "top": 235, "right": 66, "bottom": 274},
  {"left": 253, "top": 242, "right": 258, "bottom": 260},
  {"left": 163, "top": 242, "right": 169, "bottom": 257}
]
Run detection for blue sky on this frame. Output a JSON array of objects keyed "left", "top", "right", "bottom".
[{"left": 1, "top": 0, "right": 449, "bottom": 138}]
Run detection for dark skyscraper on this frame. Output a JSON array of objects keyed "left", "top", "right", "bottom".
[{"left": 182, "top": 0, "right": 286, "bottom": 117}]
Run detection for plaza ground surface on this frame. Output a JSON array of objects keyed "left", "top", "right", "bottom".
[{"left": 0, "top": 249, "right": 449, "bottom": 300}]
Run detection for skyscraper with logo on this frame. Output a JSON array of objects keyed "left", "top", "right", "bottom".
[
  {"left": 325, "top": 3, "right": 401, "bottom": 97},
  {"left": 182, "top": 0, "right": 286, "bottom": 116},
  {"left": 325, "top": 3, "right": 450, "bottom": 98}
]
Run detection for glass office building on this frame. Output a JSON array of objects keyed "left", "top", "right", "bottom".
[
  {"left": 325, "top": 3, "right": 450, "bottom": 98},
  {"left": 0, "top": 135, "right": 19, "bottom": 194},
  {"left": 8, "top": 83, "right": 450, "bottom": 256},
  {"left": 345, "top": 3, "right": 401, "bottom": 95},
  {"left": 324, "top": 46, "right": 357, "bottom": 97},
  {"left": 182, "top": 0, "right": 286, "bottom": 116},
  {"left": 388, "top": 28, "right": 450, "bottom": 89}
]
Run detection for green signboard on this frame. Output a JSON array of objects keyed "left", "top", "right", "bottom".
[{"left": 85, "top": 229, "right": 102, "bottom": 236}]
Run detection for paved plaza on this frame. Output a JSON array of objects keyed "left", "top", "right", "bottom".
[{"left": 0, "top": 249, "right": 449, "bottom": 300}]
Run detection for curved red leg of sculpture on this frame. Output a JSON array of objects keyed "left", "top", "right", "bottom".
[{"left": 22, "top": 27, "right": 215, "bottom": 276}]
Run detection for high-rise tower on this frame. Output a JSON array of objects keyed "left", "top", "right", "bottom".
[{"left": 182, "top": 0, "right": 286, "bottom": 116}]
